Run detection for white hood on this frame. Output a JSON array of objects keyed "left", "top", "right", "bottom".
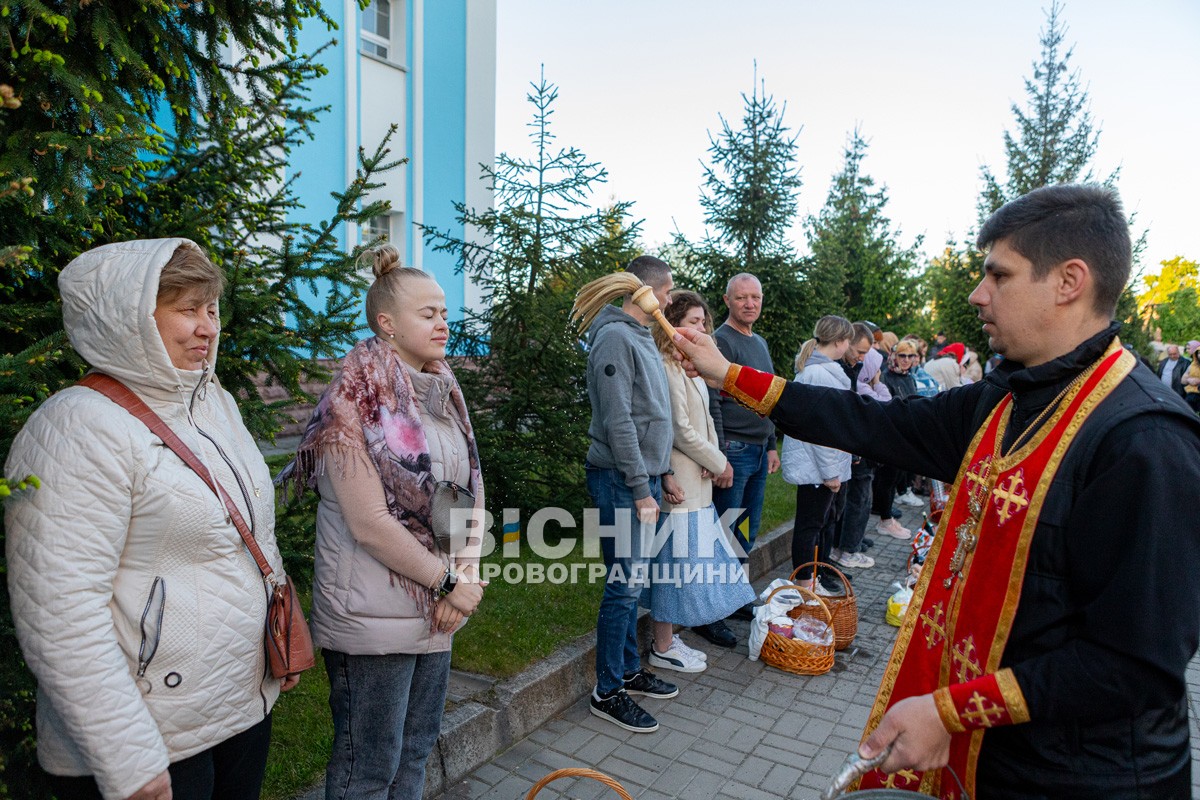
[{"left": 58, "top": 238, "right": 216, "bottom": 396}]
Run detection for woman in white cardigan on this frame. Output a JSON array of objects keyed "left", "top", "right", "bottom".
[
  {"left": 639, "top": 291, "right": 755, "bottom": 672},
  {"left": 781, "top": 315, "right": 855, "bottom": 596}
]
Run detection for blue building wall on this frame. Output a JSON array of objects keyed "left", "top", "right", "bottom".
[
  {"left": 286, "top": 0, "right": 492, "bottom": 341},
  {"left": 422, "top": 2, "right": 468, "bottom": 326}
]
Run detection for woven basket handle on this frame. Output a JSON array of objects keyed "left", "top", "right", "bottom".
[
  {"left": 789, "top": 561, "right": 855, "bottom": 599},
  {"left": 525, "top": 768, "right": 633, "bottom": 800},
  {"left": 764, "top": 584, "right": 833, "bottom": 623}
]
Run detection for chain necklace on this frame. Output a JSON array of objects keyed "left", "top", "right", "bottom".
[{"left": 943, "top": 359, "right": 1100, "bottom": 590}]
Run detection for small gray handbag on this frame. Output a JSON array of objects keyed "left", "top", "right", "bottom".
[{"left": 430, "top": 480, "right": 476, "bottom": 553}]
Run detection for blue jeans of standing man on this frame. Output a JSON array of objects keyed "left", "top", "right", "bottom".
[
  {"left": 712, "top": 439, "right": 769, "bottom": 561},
  {"left": 588, "top": 464, "right": 661, "bottom": 695},
  {"left": 324, "top": 648, "right": 452, "bottom": 800}
]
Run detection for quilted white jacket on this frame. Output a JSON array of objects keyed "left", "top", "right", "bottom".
[{"left": 4, "top": 239, "right": 283, "bottom": 799}]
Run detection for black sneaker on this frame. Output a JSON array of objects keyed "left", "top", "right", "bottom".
[
  {"left": 590, "top": 688, "right": 659, "bottom": 733},
  {"left": 622, "top": 668, "right": 679, "bottom": 699},
  {"left": 691, "top": 620, "right": 737, "bottom": 648}
]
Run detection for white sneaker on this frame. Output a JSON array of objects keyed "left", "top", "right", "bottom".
[
  {"left": 648, "top": 641, "right": 707, "bottom": 673},
  {"left": 898, "top": 490, "right": 923, "bottom": 507},
  {"left": 833, "top": 550, "right": 875, "bottom": 569},
  {"left": 671, "top": 634, "right": 707, "bottom": 662},
  {"left": 876, "top": 518, "right": 912, "bottom": 540}
]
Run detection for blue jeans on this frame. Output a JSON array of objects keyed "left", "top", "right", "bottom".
[
  {"left": 587, "top": 465, "right": 661, "bottom": 695},
  {"left": 324, "top": 648, "right": 452, "bottom": 800},
  {"left": 712, "top": 440, "right": 769, "bottom": 560}
]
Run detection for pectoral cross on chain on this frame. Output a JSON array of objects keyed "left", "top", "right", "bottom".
[{"left": 944, "top": 520, "right": 979, "bottom": 589}]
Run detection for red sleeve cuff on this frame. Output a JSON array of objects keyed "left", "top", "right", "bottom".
[
  {"left": 933, "top": 668, "right": 1031, "bottom": 733},
  {"left": 721, "top": 364, "right": 787, "bottom": 417}
]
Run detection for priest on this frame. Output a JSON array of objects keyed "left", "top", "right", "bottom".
[{"left": 672, "top": 184, "right": 1200, "bottom": 799}]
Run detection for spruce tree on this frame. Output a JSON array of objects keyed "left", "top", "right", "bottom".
[
  {"left": 977, "top": 0, "right": 1101, "bottom": 220},
  {"left": 688, "top": 70, "right": 809, "bottom": 371},
  {"left": 424, "top": 71, "right": 641, "bottom": 515},
  {"left": 0, "top": 5, "right": 402, "bottom": 795},
  {"left": 805, "top": 129, "right": 924, "bottom": 332}
]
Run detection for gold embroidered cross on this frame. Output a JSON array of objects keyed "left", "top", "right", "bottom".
[
  {"left": 921, "top": 602, "right": 947, "bottom": 649},
  {"left": 961, "top": 691, "right": 1004, "bottom": 728},
  {"left": 991, "top": 470, "right": 1029, "bottom": 525},
  {"left": 963, "top": 457, "right": 991, "bottom": 497},
  {"left": 883, "top": 769, "right": 920, "bottom": 789},
  {"left": 951, "top": 635, "right": 983, "bottom": 683}
]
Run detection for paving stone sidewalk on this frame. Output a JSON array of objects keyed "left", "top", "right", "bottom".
[{"left": 439, "top": 500, "right": 1200, "bottom": 800}]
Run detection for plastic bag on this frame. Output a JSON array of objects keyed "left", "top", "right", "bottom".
[
  {"left": 885, "top": 584, "right": 913, "bottom": 627},
  {"left": 791, "top": 615, "right": 833, "bottom": 646}
]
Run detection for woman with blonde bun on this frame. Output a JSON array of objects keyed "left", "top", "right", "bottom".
[{"left": 286, "top": 244, "right": 486, "bottom": 799}]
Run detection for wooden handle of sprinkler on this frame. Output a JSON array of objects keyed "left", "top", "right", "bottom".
[{"left": 631, "top": 285, "right": 679, "bottom": 343}]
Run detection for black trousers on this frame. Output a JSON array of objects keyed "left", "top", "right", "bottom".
[
  {"left": 48, "top": 713, "right": 272, "bottom": 800},
  {"left": 871, "top": 463, "right": 902, "bottom": 519},
  {"left": 791, "top": 483, "right": 838, "bottom": 577}
]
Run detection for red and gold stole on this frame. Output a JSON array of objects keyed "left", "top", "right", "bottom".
[{"left": 854, "top": 340, "right": 1134, "bottom": 798}]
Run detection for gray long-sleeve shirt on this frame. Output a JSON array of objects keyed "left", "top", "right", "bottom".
[{"left": 585, "top": 305, "right": 673, "bottom": 499}]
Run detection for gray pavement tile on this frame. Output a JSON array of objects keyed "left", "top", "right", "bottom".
[
  {"left": 726, "top": 724, "right": 769, "bottom": 753},
  {"left": 469, "top": 763, "right": 510, "bottom": 787},
  {"left": 724, "top": 703, "right": 778, "bottom": 731},
  {"left": 479, "top": 773, "right": 534, "bottom": 800},
  {"left": 611, "top": 742, "right": 673, "bottom": 773},
  {"left": 572, "top": 731, "right": 624, "bottom": 765},
  {"left": 648, "top": 762, "right": 699, "bottom": 795},
  {"left": 718, "top": 780, "right": 779, "bottom": 800},
  {"left": 595, "top": 754, "right": 657, "bottom": 789},
  {"left": 761, "top": 763, "right": 806, "bottom": 796},
  {"left": 681, "top": 769, "right": 726, "bottom": 800}
]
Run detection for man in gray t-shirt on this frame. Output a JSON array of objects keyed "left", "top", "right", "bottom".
[{"left": 702, "top": 273, "right": 779, "bottom": 635}]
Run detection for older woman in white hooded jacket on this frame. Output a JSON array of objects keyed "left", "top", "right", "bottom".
[{"left": 5, "top": 240, "right": 291, "bottom": 800}]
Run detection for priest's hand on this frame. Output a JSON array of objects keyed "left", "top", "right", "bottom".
[
  {"left": 859, "top": 694, "right": 951, "bottom": 774},
  {"left": 672, "top": 327, "right": 732, "bottom": 388}
]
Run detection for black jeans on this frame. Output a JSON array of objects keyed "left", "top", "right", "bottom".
[
  {"left": 49, "top": 713, "right": 272, "bottom": 800},
  {"left": 835, "top": 471, "right": 874, "bottom": 553},
  {"left": 871, "top": 463, "right": 902, "bottom": 519},
  {"left": 791, "top": 483, "right": 838, "bottom": 577}
]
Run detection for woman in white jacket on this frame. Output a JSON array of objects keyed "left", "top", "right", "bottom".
[
  {"left": 286, "top": 245, "right": 485, "bottom": 800},
  {"left": 781, "top": 315, "right": 854, "bottom": 595},
  {"left": 5, "top": 240, "right": 292, "bottom": 800},
  {"left": 641, "top": 291, "right": 756, "bottom": 670}
]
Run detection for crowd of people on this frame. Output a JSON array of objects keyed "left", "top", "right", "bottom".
[{"left": 5, "top": 182, "right": 1200, "bottom": 800}]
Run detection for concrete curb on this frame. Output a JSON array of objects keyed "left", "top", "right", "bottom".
[{"left": 296, "top": 520, "right": 795, "bottom": 799}]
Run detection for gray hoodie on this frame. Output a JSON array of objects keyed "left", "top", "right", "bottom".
[{"left": 585, "top": 304, "right": 672, "bottom": 499}]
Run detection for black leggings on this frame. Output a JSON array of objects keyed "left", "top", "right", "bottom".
[
  {"left": 48, "top": 713, "right": 272, "bottom": 800},
  {"left": 872, "top": 464, "right": 902, "bottom": 519}
]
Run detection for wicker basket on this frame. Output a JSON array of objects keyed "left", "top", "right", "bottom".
[
  {"left": 526, "top": 767, "right": 632, "bottom": 799},
  {"left": 789, "top": 562, "right": 858, "bottom": 650},
  {"left": 759, "top": 584, "right": 836, "bottom": 676}
]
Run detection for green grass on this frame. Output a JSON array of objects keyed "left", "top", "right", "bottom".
[
  {"left": 760, "top": 468, "right": 795, "bottom": 535},
  {"left": 263, "top": 656, "right": 332, "bottom": 800},
  {"left": 451, "top": 545, "right": 604, "bottom": 677}
]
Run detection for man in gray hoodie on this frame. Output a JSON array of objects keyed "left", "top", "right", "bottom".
[{"left": 586, "top": 255, "right": 683, "bottom": 733}]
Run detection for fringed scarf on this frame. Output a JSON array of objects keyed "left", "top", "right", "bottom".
[{"left": 283, "top": 336, "right": 482, "bottom": 621}]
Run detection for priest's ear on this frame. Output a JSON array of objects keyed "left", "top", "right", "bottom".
[{"left": 1053, "top": 257, "right": 1092, "bottom": 308}]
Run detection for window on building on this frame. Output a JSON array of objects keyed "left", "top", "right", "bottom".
[
  {"left": 363, "top": 213, "right": 391, "bottom": 244},
  {"left": 361, "top": 0, "right": 391, "bottom": 60}
]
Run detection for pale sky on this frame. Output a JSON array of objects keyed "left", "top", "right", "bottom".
[{"left": 495, "top": 0, "right": 1200, "bottom": 284}]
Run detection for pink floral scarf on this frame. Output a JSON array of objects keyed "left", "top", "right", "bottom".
[{"left": 286, "top": 336, "right": 481, "bottom": 618}]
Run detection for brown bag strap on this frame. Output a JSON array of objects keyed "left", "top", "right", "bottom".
[{"left": 78, "top": 372, "right": 278, "bottom": 582}]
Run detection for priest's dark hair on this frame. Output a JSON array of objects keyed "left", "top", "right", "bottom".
[{"left": 977, "top": 184, "right": 1131, "bottom": 318}]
